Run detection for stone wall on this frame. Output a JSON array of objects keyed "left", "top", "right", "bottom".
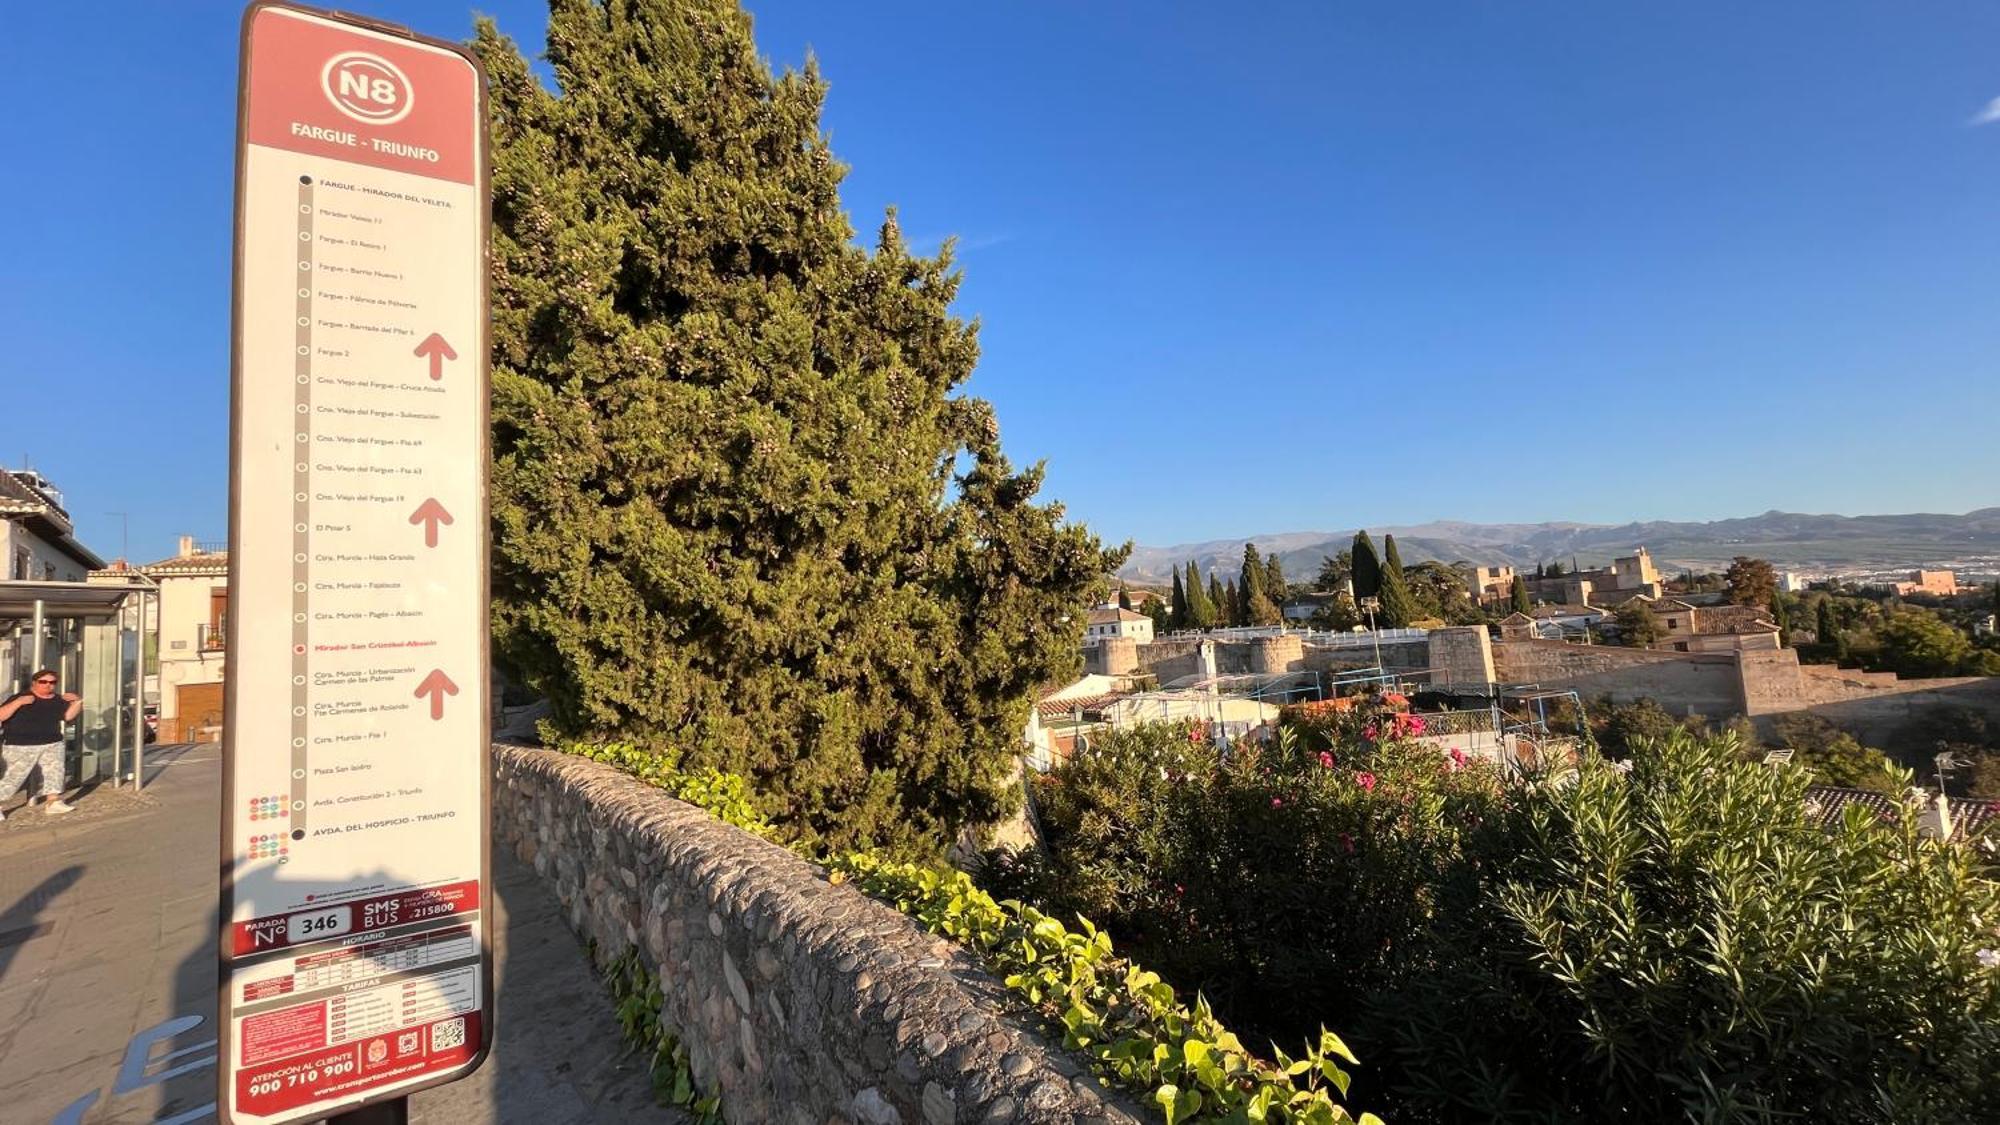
[
  {"left": 1493, "top": 639, "right": 1745, "bottom": 718},
  {"left": 1425, "top": 627, "right": 1495, "bottom": 688},
  {"left": 493, "top": 746, "right": 1141, "bottom": 1125}
]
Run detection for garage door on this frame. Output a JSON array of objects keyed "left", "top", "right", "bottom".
[{"left": 176, "top": 682, "right": 225, "bottom": 744}]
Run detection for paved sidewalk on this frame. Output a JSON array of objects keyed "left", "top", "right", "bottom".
[{"left": 0, "top": 743, "right": 678, "bottom": 1123}]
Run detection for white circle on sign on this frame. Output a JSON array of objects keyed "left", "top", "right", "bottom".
[
  {"left": 298, "top": 231, "right": 310, "bottom": 242},
  {"left": 294, "top": 523, "right": 307, "bottom": 533},
  {"left": 295, "top": 434, "right": 307, "bottom": 443},
  {"left": 294, "top": 582, "right": 307, "bottom": 592},
  {"left": 321, "top": 51, "right": 415, "bottom": 126},
  {"left": 295, "top": 492, "right": 307, "bottom": 502},
  {"left": 293, "top": 675, "right": 306, "bottom": 686},
  {"left": 299, "top": 204, "right": 311, "bottom": 214},
  {"left": 294, "top": 613, "right": 306, "bottom": 622},
  {"left": 294, "top": 553, "right": 306, "bottom": 563},
  {"left": 292, "top": 800, "right": 304, "bottom": 810},
  {"left": 297, "top": 288, "right": 309, "bottom": 298},
  {"left": 296, "top": 404, "right": 309, "bottom": 414},
  {"left": 292, "top": 706, "right": 305, "bottom": 717},
  {"left": 298, "top": 262, "right": 311, "bottom": 271},
  {"left": 297, "top": 317, "right": 309, "bottom": 327},
  {"left": 296, "top": 375, "right": 308, "bottom": 385},
  {"left": 296, "top": 346, "right": 308, "bottom": 356},
  {"left": 295, "top": 462, "right": 307, "bottom": 472},
  {"left": 294, "top": 768, "right": 305, "bottom": 777}
]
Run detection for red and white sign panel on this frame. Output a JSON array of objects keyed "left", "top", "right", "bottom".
[{"left": 222, "top": 4, "right": 490, "bottom": 1120}]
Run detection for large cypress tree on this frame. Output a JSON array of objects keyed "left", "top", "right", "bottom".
[
  {"left": 1208, "top": 573, "right": 1228, "bottom": 626},
  {"left": 1169, "top": 568, "right": 1187, "bottom": 630},
  {"left": 1376, "top": 535, "right": 1419, "bottom": 627},
  {"left": 1351, "top": 531, "right": 1382, "bottom": 600},
  {"left": 1510, "top": 574, "right": 1532, "bottom": 614},
  {"left": 473, "top": 3, "right": 1120, "bottom": 853}
]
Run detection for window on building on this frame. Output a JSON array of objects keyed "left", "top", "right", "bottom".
[{"left": 11, "top": 549, "right": 25, "bottom": 580}]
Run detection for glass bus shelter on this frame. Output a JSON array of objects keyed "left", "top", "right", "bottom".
[{"left": 0, "top": 578, "right": 159, "bottom": 793}]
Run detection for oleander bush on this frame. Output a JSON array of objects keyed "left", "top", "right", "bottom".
[
  {"left": 1382, "top": 730, "right": 2000, "bottom": 1123},
  {"left": 1011, "top": 719, "right": 2000, "bottom": 1122},
  {"left": 1000, "top": 713, "right": 1512, "bottom": 1054}
]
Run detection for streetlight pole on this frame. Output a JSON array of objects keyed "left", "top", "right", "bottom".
[{"left": 1359, "top": 596, "right": 1382, "bottom": 673}]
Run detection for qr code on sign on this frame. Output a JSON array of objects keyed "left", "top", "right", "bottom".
[{"left": 430, "top": 1017, "right": 466, "bottom": 1052}]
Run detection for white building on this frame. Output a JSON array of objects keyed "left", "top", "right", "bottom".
[
  {"left": 1085, "top": 606, "right": 1153, "bottom": 646},
  {"left": 137, "top": 536, "right": 229, "bottom": 742},
  {"left": 1, "top": 468, "right": 101, "bottom": 583},
  {"left": 2, "top": 468, "right": 106, "bottom": 692}
]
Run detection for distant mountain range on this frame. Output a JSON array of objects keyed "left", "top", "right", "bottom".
[{"left": 1116, "top": 509, "right": 2000, "bottom": 586}]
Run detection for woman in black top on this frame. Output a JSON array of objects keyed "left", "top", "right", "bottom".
[{"left": 0, "top": 669, "right": 80, "bottom": 817}]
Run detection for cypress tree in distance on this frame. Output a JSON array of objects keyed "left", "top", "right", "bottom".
[
  {"left": 1240, "top": 543, "right": 1280, "bottom": 626},
  {"left": 1224, "top": 579, "right": 1242, "bottom": 627},
  {"left": 472, "top": 4, "right": 1123, "bottom": 854},
  {"left": 1209, "top": 573, "right": 1228, "bottom": 627},
  {"left": 1351, "top": 531, "right": 1382, "bottom": 600},
  {"left": 1170, "top": 568, "right": 1187, "bottom": 630},
  {"left": 1510, "top": 574, "right": 1532, "bottom": 614},
  {"left": 1263, "top": 552, "right": 1287, "bottom": 607},
  {"left": 1184, "top": 561, "right": 1215, "bottom": 629},
  {"left": 1376, "top": 535, "right": 1419, "bottom": 627}
]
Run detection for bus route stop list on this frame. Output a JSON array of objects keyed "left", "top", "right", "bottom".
[{"left": 226, "top": 7, "right": 487, "bottom": 1121}]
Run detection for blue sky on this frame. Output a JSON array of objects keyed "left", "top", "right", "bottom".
[{"left": 5, "top": 2, "right": 1999, "bottom": 561}]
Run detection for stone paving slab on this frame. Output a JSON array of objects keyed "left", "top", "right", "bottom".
[{"left": 0, "top": 743, "right": 680, "bottom": 1124}]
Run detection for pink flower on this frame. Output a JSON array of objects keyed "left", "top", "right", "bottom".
[
  {"left": 1317, "top": 751, "right": 1335, "bottom": 769},
  {"left": 1448, "top": 747, "right": 1467, "bottom": 769},
  {"left": 1271, "top": 796, "right": 1284, "bottom": 808},
  {"left": 1339, "top": 832, "right": 1355, "bottom": 854},
  {"left": 1362, "top": 724, "right": 1379, "bottom": 741},
  {"left": 1354, "top": 771, "right": 1377, "bottom": 792}
]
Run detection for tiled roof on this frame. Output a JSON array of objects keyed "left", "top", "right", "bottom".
[
  {"left": 139, "top": 551, "right": 229, "bottom": 575},
  {"left": 1804, "top": 785, "right": 1999, "bottom": 838},
  {"left": 1088, "top": 607, "right": 1147, "bottom": 625},
  {"left": 0, "top": 469, "right": 48, "bottom": 515}
]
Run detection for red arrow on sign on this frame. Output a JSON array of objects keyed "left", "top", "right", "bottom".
[
  {"left": 413, "top": 333, "right": 457, "bottom": 381},
  {"left": 414, "top": 669, "right": 458, "bottom": 721},
  {"left": 408, "top": 498, "right": 453, "bottom": 548}
]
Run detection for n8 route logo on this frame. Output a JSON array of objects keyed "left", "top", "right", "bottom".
[{"left": 320, "top": 51, "right": 414, "bottom": 125}]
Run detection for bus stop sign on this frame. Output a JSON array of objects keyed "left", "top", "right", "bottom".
[{"left": 221, "top": 3, "right": 491, "bottom": 1120}]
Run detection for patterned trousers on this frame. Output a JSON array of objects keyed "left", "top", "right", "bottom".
[{"left": 0, "top": 741, "right": 65, "bottom": 800}]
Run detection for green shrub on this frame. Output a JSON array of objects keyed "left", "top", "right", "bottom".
[
  {"left": 1017, "top": 714, "right": 1512, "bottom": 1054},
  {"left": 1386, "top": 730, "right": 2000, "bottom": 1122},
  {"left": 829, "top": 853, "right": 1380, "bottom": 1124}
]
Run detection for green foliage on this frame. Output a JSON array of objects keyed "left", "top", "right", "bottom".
[
  {"left": 1877, "top": 607, "right": 1977, "bottom": 677},
  {"left": 1314, "top": 550, "right": 1353, "bottom": 594},
  {"left": 1390, "top": 731, "right": 2000, "bottom": 1122},
  {"left": 1726, "top": 555, "right": 1779, "bottom": 608},
  {"left": 1263, "top": 553, "right": 1288, "bottom": 606},
  {"left": 1613, "top": 598, "right": 1662, "bottom": 646},
  {"left": 1240, "top": 544, "right": 1281, "bottom": 626},
  {"left": 603, "top": 947, "right": 722, "bottom": 1121},
  {"left": 1770, "top": 713, "right": 1904, "bottom": 793},
  {"left": 1509, "top": 574, "right": 1531, "bottom": 614},
  {"left": 472, "top": 1, "right": 1119, "bottom": 855},
  {"left": 1208, "top": 574, "right": 1227, "bottom": 627},
  {"left": 1013, "top": 714, "right": 1512, "bottom": 1061},
  {"left": 1169, "top": 569, "right": 1188, "bottom": 630},
  {"left": 1373, "top": 536, "right": 1418, "bottom": 628},
  {"left": 1349, "top": 533, "right": 1380, "bottom": 601},
  {"left": 1183, "top": 562, "right": 1217, "bottom": 630},
  {"left": 826, "top": 851, "right": 1380, "bottom": 1125},
  {"left": 567, "top": 740, "right": 780, "bottom": 837}
]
